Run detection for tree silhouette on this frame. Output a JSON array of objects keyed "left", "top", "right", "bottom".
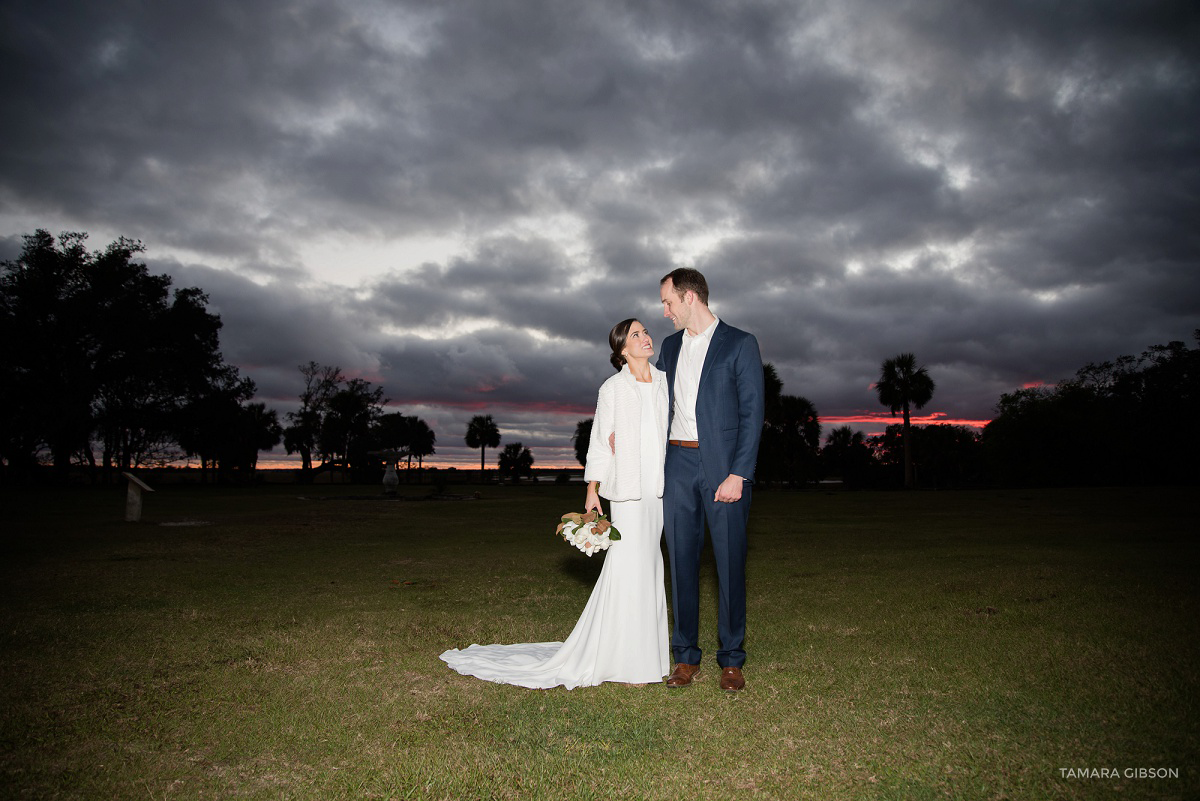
[
  {"left": 182, "top": 400, "right": 282, "bottom": 481},
  {"left": 376, "top": 413, "right": 436, "bottom": 476},
  {"left": 572, "top": 419, "right": 593, "bottom": 467},
  {"left": 762, "top": 362, "right": 784, "bottom": 423},
  {"left": 771, "top": 394, "right": 822, "bottom": 486},
  {"left": 753, "top": 363, "right": 822, "bottom": 487},
  {"left": 875, "top": 352, "right": 936, "bottom": 489},
  {"left": 982, "top": 333, "right": 1199, "bottom": 487},
  {"left": 374, "top": 412, "right": 413, "bottom": 467},
  {"left": 408, "top": 418, "right": 436, "bottom": 470},
  {"left": 757, "top": 362, "right": 821, "bottom": 487},
  {"left": 822, "top": 425, "right": 873, "bottom": 489},
  {"left": 175, "top": 369, "right": 256, "bottom": 481},
  {"left": 283, "top": 362, "right": 343, "bottom": 476},
  {"left": 915, "top": 424, "right": 981, "bottom": 488},
  {"left": 0, "top": 231, "right": 94, "bottom": 478},
  {"left": 237, "top": 402, "right": 284, "bottom": 471},
  {"left": 321, "top": 378, "right": 387, "bottom": 479},
  {"left": 464, "top": 414, "right": 501, "bottom": 477},
  {"left": 0, "top": 229, "right": 253, "bottom": 482},
  {"left": 498, "top": 442, "right": 534, "bottom": 483}
]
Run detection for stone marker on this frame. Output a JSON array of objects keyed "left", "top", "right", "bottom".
[
  {"left": 122, "top": 472, "right": 154, "bottom": 522},
  {"left": 383, "top": 463, "right": 399, "bottom": 495}
]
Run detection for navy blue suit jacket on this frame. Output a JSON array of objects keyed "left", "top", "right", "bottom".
[{"left": 656, "top": 320, "right": 765, "bottom": 489}]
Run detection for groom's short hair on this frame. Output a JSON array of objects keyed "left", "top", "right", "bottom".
[{"left": 660, "top": 268, "right": 709, "bottom": 306}]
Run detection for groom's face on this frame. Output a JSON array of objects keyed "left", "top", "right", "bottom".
[{"left": 660, "top": 279, "right": 691, "bottom": 331}]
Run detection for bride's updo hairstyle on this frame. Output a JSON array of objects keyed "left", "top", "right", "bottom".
[{"left": 608, "top": 318, "right": 639, "bottom": 371}]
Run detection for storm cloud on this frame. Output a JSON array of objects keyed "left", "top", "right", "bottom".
[{"left": 3, "top": 0, "right": 1197, "bottom": 466}]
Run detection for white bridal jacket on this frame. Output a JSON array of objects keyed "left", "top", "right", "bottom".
[{"left": 583, "top": 363, "right": 669, "bottom": 501}]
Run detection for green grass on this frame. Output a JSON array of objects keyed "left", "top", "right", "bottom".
[{"left": 1, "top": 483, "right": 1196, "bottom": 800}]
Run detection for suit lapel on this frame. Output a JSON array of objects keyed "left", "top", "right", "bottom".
[
  {"left": 698, "top": 320, "right": 729, "bottom": 388},
  {"left": 662, "top": 330, "right": 682, "bottom": 386},
  {"left": 661, "top": 331, "right": 683, "bottom": 425},
  {"left": 664, "top": 330, "right": 683, "bottom": 373}
]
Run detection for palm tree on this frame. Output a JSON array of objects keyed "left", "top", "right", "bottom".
[
  {"left": 572, "top": 419, "right": 593, "bottom": 467},
  {"left": 875, "top": 352, "right": 936, "bottom": 489},
  {"left": 464, "top": 414, "right": 501, "bottom": 478},
  {"left": 762, "top": 363, "right": 784, "bottom": 424},
  {"left": 239, "top": 402, "right": 284, "bottom": 472},
  {"left": 776, "top": 394, "right": 822, "bottom": 486},
  {"left": 375, "top": 413, "right": 437, "bottom": 479},
  {"left": 409, "top": 418, "right": 436, "bottom": 471},
  {"left": 823, "top": 425, "right": 872, "bottom": 489},
  {"left": 375, "top": 412, "right": 413, "bottom": 464},
  {"left": 498, "top": 442, "right": 534, "bottom": 483},
  {"left": 756, "top": 364, "right": 818, "bottom": 486}
]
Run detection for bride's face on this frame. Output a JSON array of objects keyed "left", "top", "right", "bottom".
[{"left": 622, "top": 321, "right": 654, "bottom": 362}]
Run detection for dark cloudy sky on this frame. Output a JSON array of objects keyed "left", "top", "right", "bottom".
[{"left": 3, "top": 0, "right": 1198, "bottom": 468}]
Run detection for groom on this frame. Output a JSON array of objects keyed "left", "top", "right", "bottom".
[{"left": 655, "top": 268, "right": 764, "bottom": 692}]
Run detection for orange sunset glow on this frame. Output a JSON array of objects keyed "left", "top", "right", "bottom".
[{"left": 823, "top": 412, "right": 991, "bottom": 432}]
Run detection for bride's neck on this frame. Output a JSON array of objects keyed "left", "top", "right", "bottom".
[{"left": 626, "top": 357, "right": 652, "bottom": 382}]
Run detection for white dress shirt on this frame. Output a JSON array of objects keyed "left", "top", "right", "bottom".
[{"left": 670, "top": 317, "right": 719, "bottom": 442}]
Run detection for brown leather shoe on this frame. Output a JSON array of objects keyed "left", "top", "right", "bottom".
[
  {"left": 719, "top": 666, "right": 745, "bottom": 692},
  {"left": 665, "top": 663, "right": 701, "bottom": 687}
]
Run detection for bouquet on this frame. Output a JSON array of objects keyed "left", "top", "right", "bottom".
[{"left": 556, "top": 510, "right": 621, "bottom": 556}]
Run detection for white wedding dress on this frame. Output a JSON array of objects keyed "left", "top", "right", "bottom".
[{"left": 440, "top": 381, "right": 669, "bottom": 689}]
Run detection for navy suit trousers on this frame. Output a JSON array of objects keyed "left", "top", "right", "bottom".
[{"left": 663, "top": 443, "right": 751, "bottom": 668}]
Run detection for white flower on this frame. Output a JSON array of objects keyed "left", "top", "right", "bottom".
[{"left": 557, "top": 511, "right": 621, "bottom": 557}]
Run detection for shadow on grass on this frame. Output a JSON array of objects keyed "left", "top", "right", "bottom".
[{"left": 556, "top": 551, "right": 605, "bottom": 586}]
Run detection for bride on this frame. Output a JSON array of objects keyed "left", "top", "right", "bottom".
[{"left": 440, "top": 318, "right": 670, "bottom": 689}]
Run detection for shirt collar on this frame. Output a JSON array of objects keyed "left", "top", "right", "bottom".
[{"left": 685, "top": 316, "right": 719, "bottom": 342}]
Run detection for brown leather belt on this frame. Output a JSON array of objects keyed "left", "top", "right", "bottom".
[{"left": 668, "top": 439, "right": 699, "bottom": 448}]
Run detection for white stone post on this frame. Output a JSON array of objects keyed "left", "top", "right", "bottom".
[{"left": 123, "top": 472, "right": 155, "bottom": 522}]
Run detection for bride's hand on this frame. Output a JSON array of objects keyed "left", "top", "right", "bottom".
[{"left": 584, "top": 483, "right": 603, "bottom": 516}]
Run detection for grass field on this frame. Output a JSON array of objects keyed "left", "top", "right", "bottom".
[{"left": 1, "top": 482, "right": 1196, "bottom": 800}]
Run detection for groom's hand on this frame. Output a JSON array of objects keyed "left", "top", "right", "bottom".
[{"left": 714, "top": 474, "right": 744, "bottom": 503}]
